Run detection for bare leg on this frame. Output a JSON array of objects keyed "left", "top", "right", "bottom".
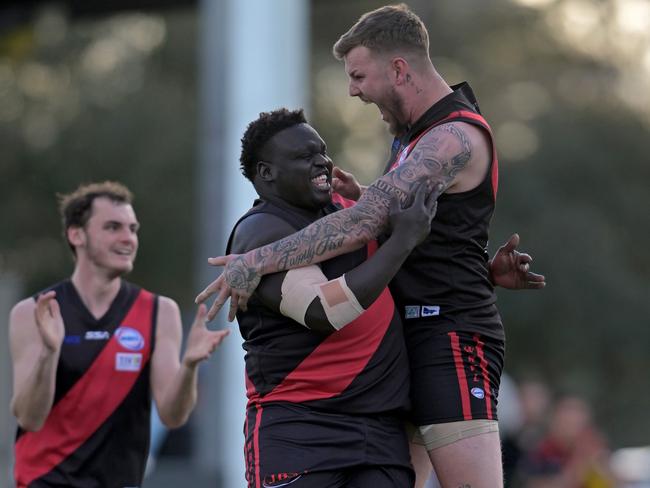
[
  {"left": 427, "top": 431, "right": 503, "bottom": 488},
  {"left": 410, "top": 440, "right": 433, "bottom": 488}
]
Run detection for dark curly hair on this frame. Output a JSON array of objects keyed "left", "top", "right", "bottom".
[{"left": 240, "top": 108, "right": 307, "bottom": 182}]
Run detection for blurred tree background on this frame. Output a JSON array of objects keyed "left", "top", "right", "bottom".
[
  {"left": 0, "top": 0, "right": 648, "bottom": 462},
  {"left": 0, "top": 4, "right": 198, "bottom": 305}
]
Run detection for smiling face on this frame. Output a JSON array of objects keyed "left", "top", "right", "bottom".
[
  {"left": 344, "top": 45, "right": 408, "bottom": 136},
  {"left": 261, "top": 123, "right": 333, "bottom": 211},
  {"left": 68, "top": 197, "right": 139, "bottom": 278}
]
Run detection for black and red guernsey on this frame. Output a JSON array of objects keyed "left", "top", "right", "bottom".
[
  {"left": 227, "top": 199, "right": 410, "bottom": 415},
  {"left": 15, "top": 280, "right": 157, "bottom": 488},
  {"left": 385, "top": 82, "right": 503, "bottom": 339}
]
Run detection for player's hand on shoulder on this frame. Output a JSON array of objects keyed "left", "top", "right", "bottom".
[
  {"left": 388, "top": 182, "right": 439, "bottom": 249},
  {"left": 332, "top": 166, "right": 362, "bottom": 201},
  {"left": 182, "top": 304, "right": 230, "bottom": 368},
  {"left": 33, "top": 291, "right": 65, "bottom": 353}
]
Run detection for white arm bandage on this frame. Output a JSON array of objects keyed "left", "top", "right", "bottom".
[
  {"left": 279, "top": 266, "right": 327, "bottom": 325},
  {"left": 279, "top": 266, "right": 365, "bottom": 330}
]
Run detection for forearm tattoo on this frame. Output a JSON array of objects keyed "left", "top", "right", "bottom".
[
  {"left": 257, "top": 202, "right": 383, "bottom": 274},
  {"left": 229, "top": 122, "right": 473, "bottom": 289}
]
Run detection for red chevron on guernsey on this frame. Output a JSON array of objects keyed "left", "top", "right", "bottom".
[{"left": 247, "top": 244, "right": 391, "bottom": 406}]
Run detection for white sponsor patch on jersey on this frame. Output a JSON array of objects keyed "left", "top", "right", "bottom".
[
  {"left": 404, "top": 305, "right": 420, "bottom": 319},
  {"left": 421, "top": 305, "right": 440, "bottom": 317},
  {"left": 115, "top": 352, "right": 143, "bottom": 372},
  {"left": 114, "top": 326, "right": 145, "bottom": 351},
  {"left": 85, "top": 330, "right": 110, "bottom": 340}
]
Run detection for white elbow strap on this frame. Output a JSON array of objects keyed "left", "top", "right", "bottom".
[
  {"left": 280, "top": 268, "right": 365, "bottom": 329},
  {"left": 280, "top": 266, "right": 328, "bottom": 326},
  {"left": 315, "top": 275, "right": 365, "bottom": 330}
]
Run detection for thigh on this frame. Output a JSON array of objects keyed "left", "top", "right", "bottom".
[
  {"left": 347, "top": 465, "right": 414, "bottom": 488},
  {"left": 365, "top": 414, "right": 413, "bottom": 470},
  {"left": 427, "top": 430, "right": 503, "bottom": 488},
  {"left": 408, "top": 438, "right": 433, "bottom": 488},
  {"left": 245, "top": 403, "right": 365, "bottom": 488},
  {"left": 245, "top": 404, "right": 414, "bottom": 488},
  {"left": 408, "top": 330, "right": 504, "bottom": 425}
]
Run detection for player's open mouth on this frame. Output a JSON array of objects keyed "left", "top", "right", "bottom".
[
  {"left": 113, "top": 248, "right": 134, "bottom": 257},
  {"left": 311, "top": 173, "right": 331, "bottom": 191}
]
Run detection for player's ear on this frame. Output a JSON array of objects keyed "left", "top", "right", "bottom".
[
  {"left": 391, "top": 57, "right": 409, "bottom": 85},
  {"left": 257, "top": 161, "right": 276, "bottom": 182},
  {"left": 67, "top": 226, "right": 85, "bottom": 248}
]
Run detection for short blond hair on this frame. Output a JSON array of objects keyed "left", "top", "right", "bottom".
[{"left": 333, "top": 4, "right": 429, "bottom": 60}]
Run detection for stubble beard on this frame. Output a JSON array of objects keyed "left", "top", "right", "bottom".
[
  {"left": 382, "top": 87, "right": 408, "bottom": 136},
  {"left": 85, "top": 236, "right": 133, "bottom": 279}
]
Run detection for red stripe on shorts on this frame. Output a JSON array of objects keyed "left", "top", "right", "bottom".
[
  {"left": 474, "top": 334, "right": 493, "bottom": 420},
  {"left": 448, "top": 332, "right": 472, "bottom": 420},
  {"left": 244, "top": 403, "right": 250, "bottom": 486},
  {"left": 254, "top": 404, "right": 263, "bottom": 488}
]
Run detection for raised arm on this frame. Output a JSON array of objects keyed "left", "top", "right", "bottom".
[
  {"left": 151, "top": 298, "right": 229, "bottom": 428},
  {"left": 233, "top": 186, "right": 436, "bottom": 331},
  {"left": 197, "top": 121, "right": 475, "bottom": 320},
  {"left": 10, "top": 292, "right": 64, "bottom": 431}
]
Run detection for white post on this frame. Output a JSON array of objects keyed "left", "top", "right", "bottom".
[{"left": 196, "top": 0, "right": 309, "bottom": 485}]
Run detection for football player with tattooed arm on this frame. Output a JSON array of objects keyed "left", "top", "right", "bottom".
[
  {"left": 229, "top": 108, "right": 440, "bottom": 487},
  {"left": 9, "top": 181, "right": 229, "bottom": 488},
  {"left": 197, "top": 5, "right": 545, "bottom": 488}
]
